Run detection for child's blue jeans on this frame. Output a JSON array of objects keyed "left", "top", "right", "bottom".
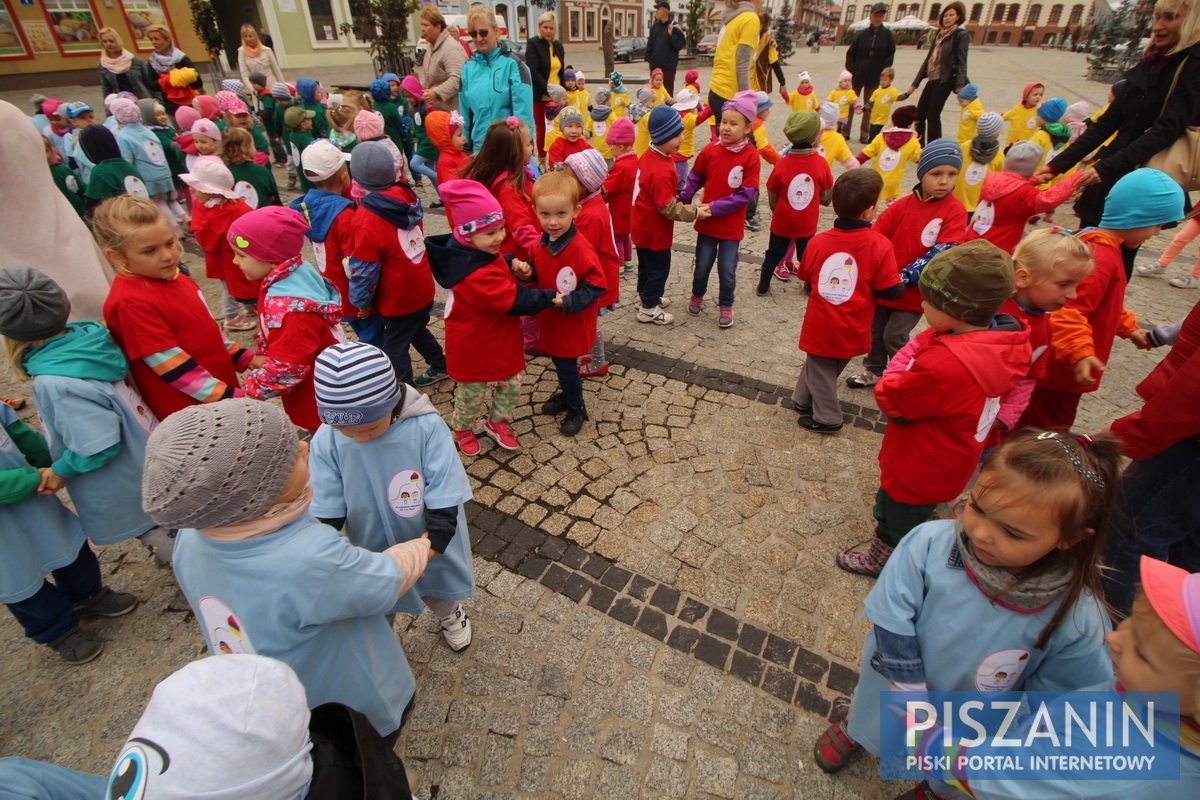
[
  {"left": 410, "top": 154, "right": 438, "bottom": 188},
  {"left": 6, "top": 543, "right": 101, "bottom": 643},
  {"left": 692, "top": 233, "right": 740, "bottom": 308}
]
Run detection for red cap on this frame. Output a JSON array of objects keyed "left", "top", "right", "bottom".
[{"left": 1141, "top": 556, "right": 1200, "bottom": 654}]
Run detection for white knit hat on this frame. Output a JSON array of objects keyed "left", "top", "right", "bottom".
[{"left": 314, "top": 342, "right": 401, "bottom": 426}]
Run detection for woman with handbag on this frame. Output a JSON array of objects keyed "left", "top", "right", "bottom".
[
  {"left": 1035, "top": 0, "right": 1200, "bottom": 275},
  {"left": 903, "top": 2, "right": 970, "bottom": 146}
]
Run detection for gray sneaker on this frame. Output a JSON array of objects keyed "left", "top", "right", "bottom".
[
  {"left": 636, "top": 305, "right": 674, "bottom": 325},
  {"left": 845, "top": 371, "right": 879, "bottom": 389},
  {"left": 73, "top": 588, "right": 138, "bottom": 618},
  {"left": 49, "top": 627, "right": 103, "bottom": 664}
]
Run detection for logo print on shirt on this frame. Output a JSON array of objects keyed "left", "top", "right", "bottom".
[
  {"left": 234, "top": 180, "right": 259, "bottom": 208},
  {"left": 817, "top": 252, "right": 858, "bottom": 306},
  {"left": 975, "top": 648, "right": 1030, "bottom": 691},
  {"left": 726, "top": 165, "right": 744, "bottom": 189},
  {"left": 198, "top": 596, "right": 256, "bottom": 655},
  {"left": 787, "top": 173, "right": 815, "bottom": 211},
  {"left": 112, "top": 378, "right": 159, "bottom": 434},
  {"left": 124, "top": 175, "right": 149, "bottom": 197},
  {"left": 920, "top": 218, "right": 944, "bottom": 248},
  {"left": 388, "top": 470, "right": 425, "bottom": 518},
  {"left": 398, "top": 226, "right": 426, "bottom": 261},
  {"left": 594, "top": 121, "right": 607, "bottom": 138},
  {"left": 972, "top": 200, "right": 995, "bottom": 234},
  {"left": 556, "top": 266, "right": 578, "bottom": 293},
  {"left": 878, "top": 148, "right": 901, "bottom": 172},
  {"left": 964, "top": 161, "right": 988, "bottom": 186},
  {"left": 143, "top": 139, "right": 166, "bottom": 166}
]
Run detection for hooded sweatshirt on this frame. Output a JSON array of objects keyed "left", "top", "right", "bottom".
[
  {"left": 291, "top": 190, "right": 356, "bottom": 312},
  {"left": 965, "top": 170, "right": 1082, "bottom": 253},
  {"left": 25, "top": 321, "right": 157, "bottom": 544},
  {"left": 877, "top": 316, "right": 1032, "bottom": 504},
  {"left": 295, "top": 78, "right": 330, "bottom": 139},
  {"left": 856, "top": 128, "right": 922, "bottom": 200},
  {"left": 426, "top": 233, "right": 554, "bottom": 383},
  {"left": 348, "top": 184, "right": 434, "bottom": 316},
  {"left": 81, "top": 125, "right": 148, "bottom": 203}
]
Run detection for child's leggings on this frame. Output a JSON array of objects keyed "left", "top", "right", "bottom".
[
  {"left": 1158, "top": 217, "right": 1200, "bottom": 277},
  {"left": 759, "top": 233, "right": 812, "bottom": 292},
  {"left": 552, "top": 356, "right": 586, "bottom": 409},
  {"left": 6, "top": 543, "right": 101, "bottom": 644},
  {"left": 692, "top": 234, "right": 740, "bottom": 307},
  {"left": 450, "top": 375, "right": 521, "bottom": 430},
  {"left": 410, "top": 154, "right": 439, "bottom": 188},
  {"left": 152, "top": 192, "right": 186, "bottom": 227},
  {"left": 615, "top": 233, "right": 633, "bottom": 265}
]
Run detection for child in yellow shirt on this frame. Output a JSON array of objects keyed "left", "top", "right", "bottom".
[
  {"left": 674, "top": 88, "right": 701, "bottom": 188},
  {"left": 630, "top": 101, "right": 651, "bottom": 157},
  {"left": 817, "top": 102, "right": 858, "bottom": 172},
  {"left": 953, "top": 112, "right": 1005, "bottom": 215},
  {"left": 1028, "top": 96, "right": 1068, "bottom": 172},
  {"left": 788, "top": 71, "right": 820, "bottom": 113},
  {"left": 608, "top": 71, "right": 629, "bottom": 120},
  {"left": 868, "top": 67, "right": 901, "bottom": 141},
  {"left": 1002, "top": 81, "right": 1044, "bottom": 146},
  {"left": 856, "top": 104, "right": 922, "bottom": 202},
  {"left": 589, "top": 94, "right": 614, "bottom": 161},
  {"left": 955, "top": 83, "right": 985, "bottom": 143},
  {"left": 827, "top": 70, "right": 858, "bottom": 136},
  {"left": 648, "top": 68, "right": 671, "bottom": 107}
]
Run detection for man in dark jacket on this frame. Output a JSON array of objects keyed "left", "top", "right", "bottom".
[
  {"left": 844, "top": 2, "right": 896, "bottom": 143},
  {"left": 646, "top": 1, "right": 686, "bottom": 94}
]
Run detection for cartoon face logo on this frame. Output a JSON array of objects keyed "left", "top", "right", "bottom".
[
  {"left": 556, "top": 266, "right": 578, "bottom": 293},
  {"left": 1026, "top": 116, "right": 1038, "bottom": 129},
  {"left": 124, "top": 175, "right": 149, "bottom": 198},
  {"left": 65, "top": 175, "right": 80, "bottom": 193},
  {"left": 233, "top": 180, "right": 259, "bottom": 209},
  {"left": 817, "top": 252, "right": 857, "bottom": 305},
  {"left": 594, "top": 121, "right": 607, "bottom": 138},
  {"left": 920, "top": 218, "right": 944, "bottom": 248},
  {"left": 787, "top": 173, "right": 815, "bottom": 211},
  {"left": 974, "top": 395, "right": 1002, "bottom": 443},
  {"left": 106, "top": 737, "right": 171, "bottom": 800},
  {"left": 387, "top": 470, "right": 425, "bottom": 518},
  {"left": 398, "top": 226, "right": 426, "bottom": 261},
  {"left": 726, "top": 165, "right": 744, "bottom": 189},
  {"left": 112, "top": 379, "right": 158, "bottom": 434},
  {"left": 816, "top": 144, "right": 827, "bottom": 158},
  {"left": 443, "top": 289, "right": 455, "bottom": 319},
  {"left": 878, "top": 148, "right": 901, "bottom": 172},
  {"left": 964, "top": 162, "right": 988, "bottom": 186},
  {"left": 962, "top": 108, "right": 972, "bottom": 121},
  {"left": 975, "top": 648, "right": 1030, "bottom": 691},
  {"left": 142, "top": 139, "right": 166, "bottom": 166},
  {"left": 311, "top": 241, "right": 327, "bottom": 272},
  {"left": 972, "top": 200, "right": 995, "bottom": 234},
  {"left": 197, "top": 596, "right": 256, "bottom": 655}
]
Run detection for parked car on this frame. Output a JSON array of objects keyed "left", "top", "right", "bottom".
[
  {"left": 695, "top": 34, "right": 718, "bottom": 56},
  {"left": 614, "top": 36, "right": 647, "bottom": 62}
]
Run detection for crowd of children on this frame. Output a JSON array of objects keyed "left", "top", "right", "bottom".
[{"left": 7, "top": 58, "right": 1200, "bottom": 797}]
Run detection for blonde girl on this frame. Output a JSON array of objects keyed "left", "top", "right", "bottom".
[{"left": 221, "top": 127, "right": 280, "bottom": 209}]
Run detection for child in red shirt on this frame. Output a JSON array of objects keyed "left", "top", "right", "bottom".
[
  {"left": 425, "top": 109, "right": 470, "bottom": 188},
  {"left": 846, "top": 138, "right": 968, "bottom": 391},
  {"left": 631, "top": 106, "right": 711, "bottom": 326},
  {"left": 679, "top": 91, "right": 760, "bottom": 328},
  {"left": 228, "top": 206, "right": 343, "bottom": 431},
  {"left": 180, "top": 156, "right": 259, "bottom": 332},
  {"left": 840, "top": 240, "right": 1031, "bottom": 577},
  {"left": 425, "top": 179, "right": 557, "bottom": 455},
  {"left": 462, "top": 117, "right": 539, "bottom": 261},
  {"left": 601, "top": 118, "right": 638, "bottom": 275},
  {"left": 548, "top": 107, "right": 594, "bottom": 168},
  {"left": 347, "top": 141, "right": 448, "bottom": 387},
  {"left": 757, "top": 110, "right": 833, "bottom": 295},
  {"left": 96, "top": 195, "right": 253, "bottom": 421},
  {"left": 513, "top": 173, "right": 606, "bottom": 436},
  {"left": 964, "top": 140, "right": 1083, "bottom": 254},
  {"left": 795, "top": 168, "right": 903, "bottom": 433},
  {"left": 564, "top": 149, "right": 620, "bottom": 378},
  {"left": 1019, "top": 169, "right": 1180, "bottom": 431}
]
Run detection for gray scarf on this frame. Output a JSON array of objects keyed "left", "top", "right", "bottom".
[
  {"left": 955, "top": 522, "right": 1072, "bottom": 612},
  {"left": 970, "top": 135, "right": 1000, "bottom": 164}
]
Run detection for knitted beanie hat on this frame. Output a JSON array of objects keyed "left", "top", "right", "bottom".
[
  {"left": 755, "top": 91, "right": 773, "bottom": 115},
  {"left": 350, "top": 141, "right": 398, "bottom": 191},
  {"left": 190, "top": 118, "right": 222, "bottom": 141},
  {"left": 648, "top": 105, "right": 684, "bottom": 144},
  {"left": 545, "top": 101, "right": 562, "bottom": 121},
  {"left": 175, "top": 106, "right": 200, "bottom": 132},
  {"left": 353, "top": 109, "right": 385, "bottom": 141},
  {"left": 314, "top": 342, "right": 401, "bottom": 425},
  {"left": 574, "top": 70, "right": 586, "bottom": 82},
  {"left": 783, "top": 111, "right": 821, "bottom": 146},
  {"left": 976, "top": 111, "right": 1003, "bottom": 140},
  {"left": 636, "top": 87, "right": 656, "bottom": 105},
  {"left": 1004, "top": 140, "right": 1044, "bottom": 178},
  {"left": 0, "top": 267, "right": 70, "bottom": 342},
  {"left": 626, "top": 103, "right": 647, "bottom": 123},
  {"left": 723, "top": 91, "right": 759, "bottom": 124},
  {"left": 1038, "top": 97, "right": 1067, "bottom": 123},
  {"left": 1100, "top": 168, "right": 1185, "bottom": 229},
  {"left": 110, "top": 98, "right": 141, "bottom": 125},
  {"left": 958, "top": 83, "right": 979, "bottom": 101},
  {"left": 559, "top": 107, "right": 584, "bottom": 128},
  {"left": 606, "top": 117, "right": 636, "bottom": 146},
  {"left": 228, "top": 206, "right": 310, "bottom": 264},
  {"left": 593, "top": 88, "right": 612, "bottom": 106},
  {"left": 439, "top": 179, "right": 505, "bottom": 245},
  {"left": 137, "top": 98, "right": 159, "bottom": 126},
  {"left": 590, "top": 103, "right": 613, "bottom": 121},
  {"left": 369, "top": 79, "right": 391, "bottom": 102},
  {"left": 685, "top": 69, "right": 699, "bottom": 86},
  {"left": 838, "top": 69, "right": 853, "bottom": 83},
  {"left": 919, "top": 240, "right": 1015, "bottom": 327},
  {"left": 221, "top": 78, "right": 245, "bottom": 95},
  {"left": 917, "top": 138, "right": 962, "bottom": 179},
  {"left": 564, "top": 149, "right": 610, "bottom": 195},
  {"left": 248, "top": 71, "right": 268, "bottom": 87},
  {"left": 270, "top": 82, "right": 292, "bottom": 101},
  {"left": 142, "top": 399, "right": 300, "bottom": 529},
  {"left": 818, "top": 101, "right": 840, "bottom": 130},
  {"left": 891, "top": 105, "right": 918, "bottom": 128},
  {"left": 194, "top": 95, "right": 219, "bottom": 120},
  {"left": 547, "top": 83, "right": 567, "bottom": 103},
  {"left": 651, "top": 67, "right": 663, "bottom": 77},
  {"left": 425, "top": 110, "right": 453, "bottom": 149}
]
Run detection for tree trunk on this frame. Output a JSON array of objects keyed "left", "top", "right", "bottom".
[{"left": 602, "top": 20, "right": 614, "bottom": 79}]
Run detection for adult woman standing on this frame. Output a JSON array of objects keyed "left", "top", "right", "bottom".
[
  {"left": 525, "top": 12, "right": 565, "bottom": 158},
  {"left": 420, "top": 6, "right": 468, "bottom": 113},
  {"left": 708, "top": 0, "right": 762, "bottom": 117},
  {"left": 97, "top": 28, "right": 153, "bottom": 99},
  {"left": 1037, "top": 0, "right": 1200, "bottom": 270},
  {"left": 904, "top": 2, "right": 969, "bottom": 145},
  {"left": 459, "top": 6, "right": 534, "bottom": 153},
  {"left": 237, "top": 24, "right": 285, "bottom": 89},
  {"left": 144, "top": 24, "right": 204, "bottom": 120}
]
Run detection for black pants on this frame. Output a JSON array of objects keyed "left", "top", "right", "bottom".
[
  {"left": 380, "top": 303, "right": 446, "bottom": 385},
  {"left": 636, "top": 246, "right": 672, "bottom": 309},
  {"left": 708, "top": 90, "right": 729, "bottom": 126},
  {"left": 848, "top": 76, "right": 879, "bottom": 141},
  {"left": 552, "top": 356, "right": 585, "bottom": 408},
  {"left": 915, "top": 80, "right": 955, "bottom": 146},
  {"left": 6, "top": 543, "right": 101, "bottom": 643},
  {"left": 659, "top": 66, "right": 678, "bottom": 96},
  {"left": 759, "top": 232, "right": 812, "bottom": 292}
]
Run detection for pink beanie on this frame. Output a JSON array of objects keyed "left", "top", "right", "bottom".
[
  {"left": 651, "top": 67, "right": 663, "bottom": 77},
  {"left": 439, "top": 179, "right": 505, "bottom": 245},
  {"left": 685, "top": 69, "right": 699, "bottom": 86},
  {"left": 42, "top": 98, "right": 63, "bottom": 117},
  {"left": 400, "top": 75, "right": 424, "bottom": 103},
  {"left": 190, "top": 119, "right": 221, "bottom": 141},
  {"left": 723, "top": 90, "right": 759, "bottom": 124},
  {"left": 174, "top": 106, "right": 200, "bottom": 132},
  {"left": 110, "top": 98, "right": 141, "bottom": 125},
  {"left": 606, "top": 117, "right": 635, "bottom": 146},
  {"left": 353, "top": 109, "right": 385, "bottom": 140},
  {"left": 838, "top": 69, "right": 853, "bottom": 83},
  {"left": 215, "top": 90, "right": 241, "bottom": 113},
  {"left": 194, "top": 95, "right": 219, "bottom": 120},
  {"left": 227, "top": 206, "right": 311, "bottom": 264}
]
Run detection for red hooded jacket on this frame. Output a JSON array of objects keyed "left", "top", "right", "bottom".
[
  {"left": 877, "top": 318, "right": 1032, "bottom": 504},
  {"left": 964, "top": 171, "right": 1082, "bottom": 254},
  {"left": 575, "top": 193, "right": 622, "bottom": 307}
]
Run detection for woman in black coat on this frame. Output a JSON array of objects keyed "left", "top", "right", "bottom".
[
  {"left": 525, "top": 11, "right": 566, "bottom": 159},
  {"left": 904, "top": 2, "right": 970, "bottom": 145},
  {"left": 1037, "top": 4, "right": 1200, "bottom": 274}
]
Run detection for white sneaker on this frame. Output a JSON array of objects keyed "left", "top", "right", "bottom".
[
  {"left": 636, "top": 305, "right": 674, "bottom": 325},
  {"left": 440, "top": 604, "right": 472, "bottom": 652},
  {"left": 658, "top": 297, "right": 672, "bottom": 308},
  {"left": 1136, "top": 263, "right": 1168, "bottom": 277},
  {"left": 1170, "top": 275, "right": 1200, "bottom": 289}
]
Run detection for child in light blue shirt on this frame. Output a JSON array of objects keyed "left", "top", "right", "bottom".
[{"left": 309, "top": 341, "right": 476, "bottom": 652}]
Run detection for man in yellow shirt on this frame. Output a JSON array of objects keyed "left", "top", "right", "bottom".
[{"left": 709, "top": 1, "right": 761, "bottom": 110}]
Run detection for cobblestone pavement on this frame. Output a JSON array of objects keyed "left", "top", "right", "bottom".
[{"left": 3, "top": 47, "right": 1200, "bottom": 798}]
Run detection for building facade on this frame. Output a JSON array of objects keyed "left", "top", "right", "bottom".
[{"left": 837, "top": 0, "right": 1097, "bottom": 46}]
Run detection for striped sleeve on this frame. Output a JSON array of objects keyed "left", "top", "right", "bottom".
[{"left": 143, "top": 347, "right": 240, "bottom": 404}]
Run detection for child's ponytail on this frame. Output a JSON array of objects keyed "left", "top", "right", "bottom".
[{"left": 462, "top": 118, "right": 528, "bottom": 195}]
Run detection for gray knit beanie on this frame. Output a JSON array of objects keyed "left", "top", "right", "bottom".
[
  {"left": 0, "top": 267, "right": 71, "bottom": 342},
  {"left": 1004, "top": 140, "right": 1045, "bottom": 178},
  {"left": 142, "top": 399, "right": 300, "bottom": 529}
]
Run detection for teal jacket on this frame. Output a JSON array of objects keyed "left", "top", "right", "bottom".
[{"left": 458, "top": 44, "right": 534, "bottom": 153}]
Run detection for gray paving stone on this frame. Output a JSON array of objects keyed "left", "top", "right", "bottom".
[
  {"left": 645, "top": 755, "right": 691, "bottom": 795},
  {"left": 743, "top": 736, "right": 791, "bottom": 783},
  {"left": 477, "top": 733, "right": 513, "bottom": 786},
  {"left": 693, "top": 752, "right": 741, "bottom": 799},
  {"left": 595, "top": 761, "right": 644, "bottom": 799},
  {"left": 600, "top": 726, "right": 645, "bottom": 765},
  {"left": 650, "top": 722, "right": 691, "bottom": 762}
]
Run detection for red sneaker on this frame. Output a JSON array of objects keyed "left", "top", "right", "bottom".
[
  {"left": 0, "top": 397, "right": 25, "bottom": 410},
  {"left": 814, "top": 719, "right": 863, "bottom": 773},
  {"left": 453, "top": 429, "right": 481, "bottom": 456},
  {"left": 484, "top": 419, "right": 520, "bottom": 450},
  {"left": 578, "top": 358, "right": 609, "bottom": 378}
]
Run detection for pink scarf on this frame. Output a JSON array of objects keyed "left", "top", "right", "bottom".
[
  {"left": 100, "top": 49, "right": 135, "bottom": 75},
  {"left": 201, "top": 485, "right": 312, "bottom": 541}
]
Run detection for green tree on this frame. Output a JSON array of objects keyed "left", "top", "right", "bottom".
[
  {"left": 1087, "top": 0, "right": 1153, "bottom": 81},
  {"left": 774, "top": 0, "right": 796, "bottom": 62},
  {"left": 339, "top": 0, "right": 421, "bottom": 76},
  {"left": 686, "top": 0, "right": 707, "bottom": 50},
  {"left": 187, "top": 0, "right": 225, "bottom": 82}
]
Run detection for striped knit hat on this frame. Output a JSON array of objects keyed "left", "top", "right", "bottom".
[
  {"left": 314, "top": 342, "right": 401, "bottom": 426},
  {"left": 564, "top": 149, "right": 609, "bottom": 195},
  {"left": 270, "top": 82, "right": 292, "bottom": 101}
]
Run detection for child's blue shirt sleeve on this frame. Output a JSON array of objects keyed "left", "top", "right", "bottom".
[{"left": 308, "top": 426, "right": 347, "bottom": 521}]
